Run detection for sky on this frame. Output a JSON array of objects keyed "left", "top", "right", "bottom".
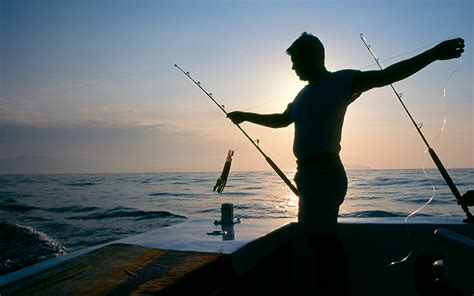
[{"left": 1, "top": 0, "right": 472, "bottom": 173}]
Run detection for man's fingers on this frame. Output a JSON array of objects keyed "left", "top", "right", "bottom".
[
  {"left": 451, "top": 38, "right": 464, "bottom": 50},
  {"left": 437, "top": 38, "right": 465, "bottom": 60}
]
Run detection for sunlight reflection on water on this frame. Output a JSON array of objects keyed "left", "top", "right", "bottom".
[{"left": 1, "top": 168, "right": 471, "bottom": 251}]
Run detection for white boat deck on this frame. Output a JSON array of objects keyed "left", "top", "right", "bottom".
[{"left": 116, "top": 217, "right": 296, "bottom": 253}]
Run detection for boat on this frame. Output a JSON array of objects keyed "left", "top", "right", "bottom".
[{"left": 1, "top": 209, "right": 473, "bottom": 295}]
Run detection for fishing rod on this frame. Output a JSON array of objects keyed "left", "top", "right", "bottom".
[
  {"left": 359, "top": 34, "right": 473, "bottom": 223},
  {"left": 175, "top": 64, "right": 299, "bottom": 196}
]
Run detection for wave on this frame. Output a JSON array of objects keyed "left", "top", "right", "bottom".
[
  {"left": 369, "top": 177, "right": 412, "bottom": 186},
  {"left": 241, "top": 186, "right": 265, "bottom": 190},
  {"left": 356, "top": 195, "right": 384, "bottom": 200},
  {"left": 197, "top": 208, "right": 220, "bottom": 214},
  {"left": 406, "top": 197, "right": 449, "bottom": 204},
  {"left": 0, "top": 203, "right": 38, "bottom": 212},
  {"left": 234, "top": 204, "right": 254, "bottom": 210},
  {"left": 45, "top": 205, "right": 102, "bottom": 213},
  {"left": 232, "top": 213, "right": 274, "bottom": 219},
  {"left": 66, "top": 206, "right": 186, "bottom": 221},
  {"left": 150, "top": 192, "right": 171, "bottom": 196},
  {"left": 341, "top": 210, "right": 410, "bottom": 218},
  {"left": 1, "top": 203, "right": 105, "bottom": 214},
  {"left": 220, "top": 191, "right": 256, "bottom": 197},
  {"left": 150, "top": 192, "right": 193, "bottom": 197},
  {"left": 149, "top": 192, "right": 201, "bottom": 198},
  {"left": 0, "top": 220, "right": 67, "bottom": 275},
  {"left": 64, "top": 181, "right": 98, "bottom": 186},
  {"left": 0, "top": 191, "right": 33, "bottom": 199},
  {"left": 21, "top": 216, "right": 53, "bottom": 222},
  {"left": 170, "top": 181, "right": 189, "bottom": 185}
]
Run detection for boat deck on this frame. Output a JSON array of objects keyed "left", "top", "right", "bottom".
[
  {"left": 0, "top": 218, "right": 296, "bottom": 295},
  {"left": 1, "top": 217, "right": 473, "bottom": 295}
]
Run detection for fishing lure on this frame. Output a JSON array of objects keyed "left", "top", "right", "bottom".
[
  {"left": 214, "top": 150, "right": 235, "bottom": 193},
  {"left": 175, "top": 64, "right": 298, "bottom": 196}
]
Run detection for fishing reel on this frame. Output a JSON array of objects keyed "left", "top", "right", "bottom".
[
  {"left": 460, "top": 190, "right": 474, "bottom": 207},
  {"left": 459, "top": 190, "right": 474, "bottom": 223}
]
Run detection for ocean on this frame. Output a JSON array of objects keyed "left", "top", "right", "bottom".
[{"left": 1, "top": 168, "right": 472, "bottom": 275}]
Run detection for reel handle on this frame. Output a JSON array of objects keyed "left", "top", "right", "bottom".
[{"left": 460, "top": 190, "right": 474, "bottom": 207}]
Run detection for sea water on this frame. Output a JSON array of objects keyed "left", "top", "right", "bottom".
[{"left": 0, "top": 168, "right": 472, "bottom": 274}]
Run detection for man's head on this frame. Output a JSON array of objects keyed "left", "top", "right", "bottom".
[{"left": 286, "top": 32, "right": 326, "bottom": 81}]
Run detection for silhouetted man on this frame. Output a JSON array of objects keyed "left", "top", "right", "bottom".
[{"left": 228, "top": 32, "right": 464, "bottom": 295}]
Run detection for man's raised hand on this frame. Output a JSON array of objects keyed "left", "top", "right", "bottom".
[{"left": 431, "top": 37, "right": 465, "bottom": 61}]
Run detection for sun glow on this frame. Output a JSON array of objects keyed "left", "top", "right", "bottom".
[{"left": 2, "top": 0, "right": 471, "bottom": 173}]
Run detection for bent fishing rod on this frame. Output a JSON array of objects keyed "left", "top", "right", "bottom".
[
  {"left": 360, "top": 34, "right": 473, "bottom": 222},
  {"left": 175, "top": 64, "right": 299, "bottom": 196}
]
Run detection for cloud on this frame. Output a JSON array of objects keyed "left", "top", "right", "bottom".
[
  {"left": 0, "top": 111, "right": 226, "bottom": 173},
  {"left": 0, "top": 155, "right": 96, "bottom": 174}
]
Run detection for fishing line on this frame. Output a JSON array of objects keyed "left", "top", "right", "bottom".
[
  {"left": 359, "top": 34, "right": 470, "bottom": 267},
  {"left": 397, "top": 58, "right": 464, "bottom": 248},
  {"left": 388, "top": 144, "right": 444, "bottom": 266},
  {"left": 257, "top": 140, "right": 295, "bottom": 178},
  {"left": 387, "top": 155, "right": 437, "bottom": 267},
  {"left": 392, "top": 57, "right": 463, "bottom": 266},
  {"left": 241, "top": 98, "right": 295, "bottom": 175},
  {"left": 432, "top": 58, "right": 462, "bottom": 143},
  {"left": 231, "top": 106, "right": 295, "bottom": 183},
  {"left": 175, "top": 64, "right": 299, "bottom": 196},
  {"left": 360, "top": 34, "right": 469, "bottom": 213},
  {"left": 5, "top": 66, "right": 167, "bottom": 102},
  {"left": 409, "top": 59, "right": 463, "bottom": 216},
  {"left": 242, "top": 98, "right": 289, "bottom": 112},
  {"left": 408, "top": 61, "right": 461, "bottom": 192},
  {"left": 359, "top": 37, "right": 459, "bottom": 70}
]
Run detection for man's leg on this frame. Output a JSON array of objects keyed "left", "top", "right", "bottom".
[
  {"left": 305, "top": 232, "right": 347, "bottom": 296},
  {"left": 294, "top": 160, "right": 348, "bottom": 295}
]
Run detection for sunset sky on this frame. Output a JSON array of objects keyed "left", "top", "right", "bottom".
[{"left": 1, "top": 0, "right": 472, "bottom": 173}]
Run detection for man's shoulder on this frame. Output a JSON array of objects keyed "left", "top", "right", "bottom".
[
  {"left": 331, "top": 69, "right": 361, "bottom": 78},
  {"left": 327, "top": 69, "right": 361, "bottom": 103}
]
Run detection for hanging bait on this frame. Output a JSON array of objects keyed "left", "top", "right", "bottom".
[
  {"left": 175, "top": 64, "right": 298, "bottom": 196},
  {"left": 214, "top": 150, "right": 234, "bottom": 193}
]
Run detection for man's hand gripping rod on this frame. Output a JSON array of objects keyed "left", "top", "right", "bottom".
[
  {"left": 175, "top": 64, "right": 299, "bottom": 196},
  {"left": 360, "top": 34, "right": 473, "bottom": 222}
]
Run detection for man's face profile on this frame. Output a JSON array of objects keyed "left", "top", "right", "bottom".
[{"left": 291, "top": 56, "right": 309, "bottom": 81}]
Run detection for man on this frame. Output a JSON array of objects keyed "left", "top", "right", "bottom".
[{"left": 227, "top": 32, "right": 464, "bottom": 294}]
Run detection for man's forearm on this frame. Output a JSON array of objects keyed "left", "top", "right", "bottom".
[
  {"left": 241, "top": 112, "right": 291, "bottom": 128},
  {"left": 354, "top": 38, "right": 464, "bottom": 94},
  {"left": 381, "top": 49, "right": 437, "bottom": 85}
]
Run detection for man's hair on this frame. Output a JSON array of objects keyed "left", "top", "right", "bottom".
[{"left": 286, "top": 32, "right": 325, "bottom": 61}]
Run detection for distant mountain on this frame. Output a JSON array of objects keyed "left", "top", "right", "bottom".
[
  {"left": 0, "top": 155, "right": 95, "bottom": 174},
  {"left": 0, "top": 155, "right": 373, "bottom": 174},
  {"left": 345, "top": 164, "right": 372, "bottom": 170}
]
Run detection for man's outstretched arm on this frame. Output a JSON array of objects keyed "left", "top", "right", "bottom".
[
  {"left": 227, "top": 110, "right": 293, "bottom": 128},
  {"left": 352, "top": 37, "right": 465, "bottom": 95}
]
